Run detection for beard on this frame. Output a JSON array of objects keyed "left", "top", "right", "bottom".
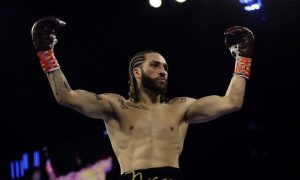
[{"left": 141, "top": 69, "right": 167, "bottom": 95}]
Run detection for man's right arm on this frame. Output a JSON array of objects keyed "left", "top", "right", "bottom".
[
  {"left": 31, "top": 16, "right": 112, "bottom": 120},
  {"left": 47, "top": 70, "right": 112, "bottom": 119}
]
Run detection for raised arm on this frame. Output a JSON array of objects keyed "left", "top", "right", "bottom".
[
  {"left": 186, "top": 26, "right": 254, "bottom": 123},
  {"left": 31, "top": 17, "right": 112, "bottom": 120}
]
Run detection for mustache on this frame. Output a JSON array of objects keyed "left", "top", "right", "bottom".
[{"left": 155, "top": 77, "right": 167, "bottom": 81}]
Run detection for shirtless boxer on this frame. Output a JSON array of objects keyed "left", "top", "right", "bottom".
[{"left": 31, "top": 16, "right": 254, "bottom": 180}]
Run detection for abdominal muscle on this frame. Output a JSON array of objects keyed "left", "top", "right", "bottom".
[
  {"left": 106, "top": 117, "right": 186, "bottom": 174},
  {"left": 115, "top": 134, "right": 183, "bottom": 174}
]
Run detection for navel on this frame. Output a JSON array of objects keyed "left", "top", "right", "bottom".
[
  {"left": 129, "top": 126, "right": 134, "bottom": 130},
  {"left": 170, "top": 126, "right": 174, "bottom": 131}
]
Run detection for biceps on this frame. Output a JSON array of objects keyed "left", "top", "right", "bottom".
[
  {"left": 63, "top": 90, "right": 112, "bottom": 119},
  {"left": 186, "top": 96, "right": 236, "bottom": 123}
]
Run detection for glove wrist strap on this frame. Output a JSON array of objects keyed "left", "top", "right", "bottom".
[
  {"left": 234, "top": 56, "right": 252, "bottom": 79},
  {"left": 37, "top": 50, "right": 60, "bottom": 73}
]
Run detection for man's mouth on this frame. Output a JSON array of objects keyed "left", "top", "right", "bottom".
[{"left": 157, "top": 78, "right": 166, "bottom": 83}]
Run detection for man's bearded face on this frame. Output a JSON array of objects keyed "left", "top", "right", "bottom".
[{"left": 141, "top": 68, "right": 168, "bottom": 95}]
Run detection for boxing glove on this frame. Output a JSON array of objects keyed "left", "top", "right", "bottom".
[
  {"left": 224, "top": 26, "right": 254, "bottom": 79},
  {"left": 31, "top": 16, "right": 66, "bottom": 73}
]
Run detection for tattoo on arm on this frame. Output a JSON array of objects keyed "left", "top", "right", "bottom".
[
  {"left": 117, "top": 98, "right": 149, "bottom": 110},
  {"left": 167, "top": 97, "right": 186, "bottom": 104},
  {"left": 50, "top": 75, "right": 59, "bottom": 96},
  {"left": 127, "top": 102, "right": 149, "bottom": 110},
  {"left": 64, "top": 102, "right": 82, "bottom": 112},
  {"left": 118, "top": 98, "right": 129, "bottom": 109},
  {"left": 64, "top": 80, "right": 72, "bottom": 92},
  {"left": 48, "top": 72, "right": 72, "bottom": 95}
]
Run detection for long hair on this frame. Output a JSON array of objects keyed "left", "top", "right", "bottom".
[{"left": 128, "top": 50, "right": 166, "bottom": 102}]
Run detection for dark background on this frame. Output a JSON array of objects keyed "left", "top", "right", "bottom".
[{"left": 1, "top": 0, "right": 299, "bottom": 179}]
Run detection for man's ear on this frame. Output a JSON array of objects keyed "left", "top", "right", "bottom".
[{"left": 133, "top": 68, "right": 141, "bottom": 79}]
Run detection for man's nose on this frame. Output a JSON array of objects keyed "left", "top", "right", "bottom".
[{"left": 159, "top": 69, "right": 167, "bottom": 77}]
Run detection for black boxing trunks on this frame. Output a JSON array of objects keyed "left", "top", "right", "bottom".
[{"left": 119, "top": 166, "right": 184, "bottom": 180}]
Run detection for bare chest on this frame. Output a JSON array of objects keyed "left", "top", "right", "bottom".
[
  {"left": 113, "top": 101, "right": 185, "bottom": 140},
  {"left": 124, "top": 107, "right": 177, "bottom": 138}
]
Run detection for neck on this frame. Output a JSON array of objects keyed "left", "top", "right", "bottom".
[{"left": 137, "top": 86, "right": 161, "bottom": 104}]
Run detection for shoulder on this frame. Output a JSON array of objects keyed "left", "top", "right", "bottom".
[{"left": 98, "top": 93, "right": 131, "bottom": 109}]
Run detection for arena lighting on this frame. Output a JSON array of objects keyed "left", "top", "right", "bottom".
[
  {"left": 33, "top": 150, "right": 40, "bottom": 168},
  {"left": 10, "top": 150, "right": 41, "bottom": 179},
  {"left": 20, "top": 160, "right": 24, "bottom": 177},
  {"left": 175, "top": 0, "right": 186, "bottom": 3},
  {"left": 10, "top": 158, "right": 27, "bottom": 179},
  {"left": 15, "top": 161, "right": 20, "bottom": 178},
  {"left": 239, "top": 0, "right": 262, "bottom": 11},
  {"left": 10, "top": 161, "right": 15, "bottom": 179},
  {"left": 22, "top": 152, "right": 29, "bottom": 170},
  {"left": 149, "top": 0, "right": 162, "bottom": 8}
]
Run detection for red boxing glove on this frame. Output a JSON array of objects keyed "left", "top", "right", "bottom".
[
  {"left": 31, "top": 16, "right": 66, "bottom": 73},
  {"left": 224, "top": 26, "right": 254, "bottom": 79}
]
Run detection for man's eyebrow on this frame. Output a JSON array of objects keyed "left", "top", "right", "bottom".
[{"left": 150, "top": 60, "right": 168, "bottom": 67}]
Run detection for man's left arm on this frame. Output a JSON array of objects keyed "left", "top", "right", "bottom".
[
  {"left": 186, "top": 26, "right": 254, "bottom": 124},
  {"left": 186, "top": 75, "right": 246, "bottom": 123}
]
